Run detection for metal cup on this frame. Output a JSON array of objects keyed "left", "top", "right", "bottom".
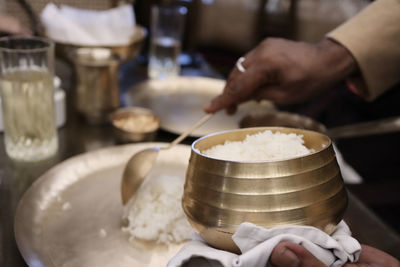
[{"left": 74, "top": 48, "right": 121, "bottom": 124}]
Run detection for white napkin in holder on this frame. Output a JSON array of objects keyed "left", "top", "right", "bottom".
[{"left": 40, "top": 3, "right": 136, "bottom": 46}]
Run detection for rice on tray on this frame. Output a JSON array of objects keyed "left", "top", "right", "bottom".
[
  {"left": 202, "top": 130, "right": 313, "bottom": 161},
  {"left": 122, "top": 171, "right": 192, "bottom": 244}
]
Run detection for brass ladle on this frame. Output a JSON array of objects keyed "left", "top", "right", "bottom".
[{"left": 121, "top": 113, "right": 213, "bottom": 205}]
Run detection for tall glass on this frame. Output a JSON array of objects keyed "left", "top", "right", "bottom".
[
  {"left": 148, "top": 5, "right": 187, "bottom": 80},
  {"left": 0, "top": 36, "right": 58, "bottom": 161}
]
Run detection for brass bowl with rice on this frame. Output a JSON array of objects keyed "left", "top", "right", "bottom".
[{"left": 182, "top": 127, "right": 348, "bottom": 253}]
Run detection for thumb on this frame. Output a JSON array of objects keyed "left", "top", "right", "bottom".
[
  {"left": 270, "top": 242, "right": 300, "bottom": 267},
  {"left": 270, "top": 242, "right": 327, "bottom": 267}
]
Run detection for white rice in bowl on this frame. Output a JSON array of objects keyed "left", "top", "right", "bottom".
[
  {"left": 122, "top": 170, "right": 193, "bottom": 244},
  {"left": 202, "top": 130, "right": 314, "bottom": 161}
]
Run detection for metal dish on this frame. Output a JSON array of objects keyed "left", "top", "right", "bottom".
[
  {"left": 14, "top": 143, "right": 191, "bottom": 267},
  {"left": 239, "top": 110, "right": 400, "bottom": 140},
  {"left": 239, "top": 111, "right": 326, "bottom": 133},
  {"left": 127, "top": 76, "right": 400, "bottom": 139},
  {"left": 183, "top": 127, "right": 347, "bottom": 253},
  {"left": 126, "top": 77, "right": 275, "bottom": 137}
]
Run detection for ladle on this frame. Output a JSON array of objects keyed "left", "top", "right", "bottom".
[{"left": 121, "top": 113, "right": 213, "bottom": 205}]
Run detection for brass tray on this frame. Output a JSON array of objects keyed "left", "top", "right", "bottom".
[
  {"left": 127, "top": 77, "right": 274, "bottom": 137},
  {"left": 14, "top": 143, "right": 191, "bottom": 267}
]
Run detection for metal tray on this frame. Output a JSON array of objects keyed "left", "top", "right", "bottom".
[
  {"left": 14, "top": 143, "right": 191, "bottom": 267},
  {"left": 127, "top": 77, "right": 274, "bottom": 137}
]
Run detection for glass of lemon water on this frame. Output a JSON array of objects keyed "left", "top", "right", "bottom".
[{"left": 0, "top": 36, "right": 58, "bottom": 161}]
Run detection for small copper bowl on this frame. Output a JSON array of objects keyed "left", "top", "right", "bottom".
[
  {"left": 111, "top": 107, "right": 160, "bottom": 143},
  {"left": 182, "top": 127, "right": 348, "bottom": 253}
]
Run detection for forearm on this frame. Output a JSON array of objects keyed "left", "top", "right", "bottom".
[{"left": 327, "top": 0, "right": 400, "bottom": 100}]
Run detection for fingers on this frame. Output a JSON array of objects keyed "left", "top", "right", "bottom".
[
  {"left": 343, "top": 245, "right": 400, "bottom": 267},
  {"left": 270, "top": 242, "right": 327, "bottom": 267},
  {"left": 204, "top": 58, "right": 267, "bottom": 113},
  {"left": 271, "top": 243, "right": 400, "bottom": 267},
  {"left": 226, "top": 104, "right": 237, "bottom": 115},
  {"left": 0, "top": 14, "right": 32, "bottom": 36},
  {"left": 254, "top": 85, "right": 288, "bottom": 105},
  {"left": 204, "top": 59, "right": 249, "bottom": 113},
  {"left": 19, "top": 26, "right": 33, "bottom": 36},
  {"left": 270, "top": 242, "right": 301, "bottom": 267}
]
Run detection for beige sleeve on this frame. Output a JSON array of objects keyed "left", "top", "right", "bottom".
[{"left": 327, "top": 0, "right": 400, "bottom": 100}]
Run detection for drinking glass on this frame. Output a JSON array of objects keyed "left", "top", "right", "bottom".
[
  {"left": 148, "top": 5, "right": 187, "bottom": 80},
  {"left": 0, "top": 36, "right": 58, "bottom": 161}
]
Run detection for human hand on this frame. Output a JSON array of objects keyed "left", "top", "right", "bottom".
[
  {"left": 270, "top": 242, "right": 400, "bottom": 267},
  {"left": 0, "top": 14, "right": 32, "bottom": 36},
  {"left": 204, "top": 38, "right": 357, "bottom": 114}
]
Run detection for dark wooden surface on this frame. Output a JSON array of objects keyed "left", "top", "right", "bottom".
[{"left": 1, "top": 55, "right": 399, "bottom": 266}]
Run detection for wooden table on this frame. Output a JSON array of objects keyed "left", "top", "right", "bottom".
[{"left": 1, "top": 56, "right": 399, "bottom": 266}]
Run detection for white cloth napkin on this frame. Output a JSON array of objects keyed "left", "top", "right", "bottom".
[
  {"left": 333, "top": 144, "right": 363, "bottom": 184},
  {"left": 40, "top": 3, "right": 136, "bottom": 46},
  {"left": 167, "top": 221, "right": 361, "bottom": 267}
]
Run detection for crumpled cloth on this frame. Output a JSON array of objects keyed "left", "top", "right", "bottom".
[
  {"left": 40, "top": 3, "right": 136, "bottom": 46},
  {"left": 167, "top": 220, "right": 361, "bottom": 267},
  {"left": 333, "top": 144, "right": 363, "bottom": 184}
]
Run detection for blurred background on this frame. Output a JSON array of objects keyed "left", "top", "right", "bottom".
[{"left": 1, "top": 0, "right": 399, "bottom": 236}]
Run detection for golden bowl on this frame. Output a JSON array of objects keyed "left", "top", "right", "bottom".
[
  {"left": 182, "top": 127, "right": 348, "bottom": 253},
  {"left": 111, "top": 107, "right": 160, "bottom": 143},
  {"left": 48, "top": 25, "right": 147, "bottom": 62}
]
